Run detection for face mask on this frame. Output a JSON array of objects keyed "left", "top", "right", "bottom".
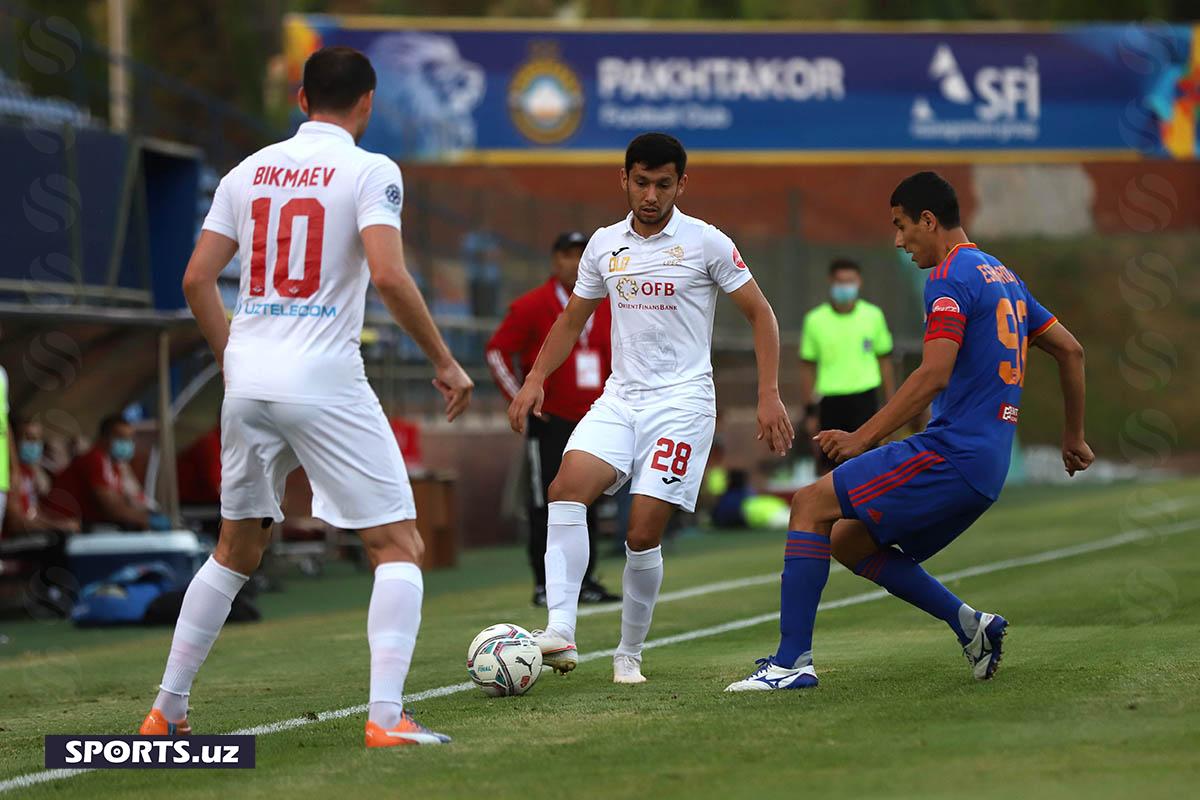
[
  {"left": 110, "top": 438, "right": 135, "bottom": 463},
  {"left": 831, "top": 282, "right": 859, "bottom": 305},
  {"left": 19, "top": 440, "right": 43, "bottom": 464}
]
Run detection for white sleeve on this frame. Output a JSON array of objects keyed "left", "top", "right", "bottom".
[
  {"left": 356, "top": 156, "right": 404, "bottom": 231},
  {"left": 201, "top": 172, "right": 238, "bottom": 240},
  {"left": 572, "top": 229, "right": 608, "bottom": 300},
  {"left": 703, "top": 225, "right": 753, "bottom": 294}
]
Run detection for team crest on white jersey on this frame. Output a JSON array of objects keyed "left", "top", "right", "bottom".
[
  {"left": 616, "top": 276, "right": 639, "bottom": 300},
  {"left": 663, "top": 244, "right": 685, "bottom": 266}
]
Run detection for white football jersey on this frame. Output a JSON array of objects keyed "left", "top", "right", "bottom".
[
  {"left": 202, "top": 121, "right": 403, "bottom": 405},
  {"left": 574, "top": 209, "right": 752, "bottom": 415}
]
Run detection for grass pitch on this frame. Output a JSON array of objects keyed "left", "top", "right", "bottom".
[{"left": 1, "top": 478, "right": 1198, "bottom": 799}]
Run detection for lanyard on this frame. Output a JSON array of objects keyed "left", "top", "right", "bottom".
[{"left": 555, "top": 282, "right": 593, "bottom": 348}]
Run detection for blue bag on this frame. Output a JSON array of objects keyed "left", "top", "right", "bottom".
[{"left": 70, "top": 561, "right": 178, "bottom": 627}]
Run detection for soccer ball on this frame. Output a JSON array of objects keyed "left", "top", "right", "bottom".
[{"left": 466, "top": 623, "right": 543, "bottom": 697}]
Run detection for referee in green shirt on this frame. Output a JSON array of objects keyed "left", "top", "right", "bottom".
[{"left": 799, "top": 258, "right": 896, "bottom": 474}]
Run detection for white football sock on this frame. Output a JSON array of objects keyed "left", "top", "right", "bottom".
[
  {"left": 544, "top": 500, "right": 590, "bottom": 642},
  {"left": 367, "top": 561, "right": 423, "bottom": 729},
  {"left": 155, "top": 556, "right": 248, "bottom": 720},
  {"left": 615, "top": 544, "right": 663, "bottom": 659}
]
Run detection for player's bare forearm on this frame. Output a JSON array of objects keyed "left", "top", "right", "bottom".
[
  {"left": 817, "top": 338, "right": 957, "bottom": 462},
  {"left": 526, "top": 296, "right": 598, "bottom": 384},
  {"left": 1033, "top": 323, "right": 1086, "bottom": 440},
  {"left": 858, "top": 366, "right": 944, "bottom": 444},
  {"left": 1033, "top": 323, "right": 1092, "bottom": 474},
  {"left": 182, "top": 231, "right": 238, "bottom": 368},
  {"left": 362, "top": 227, "right": 453, "bottom": 368},
  {"left": 729, "top": 280, "right": 793, "bottom": 455},
  {"left": 729, "top": 280, "right": 781, "bottom": 397},
  {"left": 375, "top": 265, "right": 454, "bottom": 368},
  {"left": 507, "top": 295, "right": 599, "bottom": 433},
  {"left": 363, "top": 225, "right": 472, "bottom": 420}
]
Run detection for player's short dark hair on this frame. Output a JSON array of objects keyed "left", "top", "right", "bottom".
[
  {"left": 302, "top": 46, "right": 377, "bottom": 114},
  {"left": 829, "top": 258, "right": 861, "bottom": 277},
  {"left": 890, "top": 171, "right": 961, "bottom": 228},
  {"left": 98, "top": 414, "right": 128, "bottom": 439},
  {"left": 625, "top": 132, "right": 687, "bottom": 177}
]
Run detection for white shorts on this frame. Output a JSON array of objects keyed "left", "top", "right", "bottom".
[
  {"left": 220, "top": 397, "right": 415, "bottom": 529},
  {"left": 564, "top": 393, "right": 715, "bottom": 513}
]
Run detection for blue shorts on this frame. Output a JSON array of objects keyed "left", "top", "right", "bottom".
[{"left": 831, "top": 438, "right": 992, "bottom": 563}]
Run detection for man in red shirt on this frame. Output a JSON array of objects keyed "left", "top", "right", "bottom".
[
  {"left": 47, "top": 415, "right": 166, "bottom": 531},
  {"left": 487, "top": 232, "right": 618, "bottom": 606},
  {"left": 1, "top": 418, "right": 79, "bottom": 536}
]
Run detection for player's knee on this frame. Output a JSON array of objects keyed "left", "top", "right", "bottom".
[
  {"left": 362, "top": 524, "right": 423, "bottom": 568},
  {"left": 547, "top": 476, "right": 586, "bottom": 504},
  {"left": 625, "top": 525, "right": 661, "bottom": 553},
  {"left": 789, "top": 483, "right": 819, "bottom": 517},
  {"left": 789, "top": 481, "right": 834, "bottom": 530},
  {"left": 213, "top": 532, "right": 270, "bottom": 575}
]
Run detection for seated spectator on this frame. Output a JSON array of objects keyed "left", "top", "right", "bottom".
[
  {"left": 46, "top": 415, "right": 168, "bottom": 531},
  {"left": 2, "top": 417, "right": 80, "bottom": 536}
]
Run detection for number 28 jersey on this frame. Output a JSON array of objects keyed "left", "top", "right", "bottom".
[
  {"left": 920, "top": 243, "right": 1058, "bottom": 499},
  {"left": 202, "top": 121, "right": 403, "bottom": 405},
  {"left": 573, "top": 209, "right": 753, "bottom": 416}
]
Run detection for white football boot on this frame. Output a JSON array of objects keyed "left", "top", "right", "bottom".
[
  {"left": 532, "top": 629, "right": 578, "bottom": 674},
  {"left": 725, "top": 657, "right": 819, "bottom": 692},
  {"left": 963, "top": 612, "right": 1008, "bottom": 680},
  {"left": 612, "top": 654, "right": 646, "bottom": 684}
]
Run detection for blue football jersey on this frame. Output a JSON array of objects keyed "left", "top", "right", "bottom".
[{"left": 919, "top": 243, "right": 1057, "bottom": 499}]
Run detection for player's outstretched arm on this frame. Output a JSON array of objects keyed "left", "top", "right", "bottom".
[
  {"left": 816, "top": 338, "right": 958, "bottom": 463},
  {"left": 507, "top": 294, "right": 600, "bottom": 434},
  {"left": 362, "top": 225, "right": 473, "bottom": 422},
  {"left": 182, "top": 231, "right": 239, "bottom": 370},
  {"left": 1032, "top": 321, "right": 1093, "bottom": 476},
  {"left": 727, "top": 279, "right": 793, "bottom": 456}
]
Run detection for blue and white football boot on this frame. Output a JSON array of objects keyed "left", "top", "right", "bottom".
[
  {"left": 724, "top": 657, "right": 819, "bottom": 692},
  {"left": 963, "top": 612, "right": 1008, "bottom": 680}
]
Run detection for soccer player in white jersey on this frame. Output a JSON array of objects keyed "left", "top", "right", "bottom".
[
  {"left": 138, "top": 47, "right": 473, "bottom": 747},
  {"left": 508, "top": 133, "right": 793, "bottom": 684}
]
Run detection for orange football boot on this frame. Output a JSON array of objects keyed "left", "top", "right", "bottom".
[
  {"left": 364, "top": 711, "right": 450, "bottom": 748},
  {"left": 138, "top": 708, "right": 192, "bottom": 736}
]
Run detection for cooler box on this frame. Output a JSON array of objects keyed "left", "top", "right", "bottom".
[{"left": 66, "top": 531, "right": 209, "bottom": 590}]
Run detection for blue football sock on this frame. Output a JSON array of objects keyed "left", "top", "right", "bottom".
[
  {"left": 854, "top": 548, "right": 977, "bottom": 643},
  {"left": 775, "top": 531, "right": 831, "bottom": 669}
]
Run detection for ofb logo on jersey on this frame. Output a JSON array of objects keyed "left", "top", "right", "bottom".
[{"left": 910, "top": 43, "right": 1040, "bottom": 143}]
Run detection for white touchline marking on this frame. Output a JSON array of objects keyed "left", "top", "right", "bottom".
[{"left": 2, "top": 516, "right": 1196, "bottom": 794}]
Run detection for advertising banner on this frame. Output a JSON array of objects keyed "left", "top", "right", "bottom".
[{"left": 284, "top": 16, "right": 1199, "bottom": 162}]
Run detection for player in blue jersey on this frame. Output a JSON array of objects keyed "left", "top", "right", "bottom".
[{"left": 727, "top": 171, "right": 1094, "bottom": 692}]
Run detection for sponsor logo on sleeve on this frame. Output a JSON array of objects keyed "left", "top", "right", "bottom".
[
  {"left": 732, "top": 246, "right": 747, "bottom": 270},
  {"left": 384, "top": 183, "right": 402, "bottom": 213},
  {"left": 931, "top": 296, "right": 960, "bottom": 314}
]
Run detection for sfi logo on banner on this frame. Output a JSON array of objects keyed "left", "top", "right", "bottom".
[
  {"left": 910, "top": 43, "right": 1040, "bottom": 143},
  {"left": 509, "top": 42, "right": 584, "bottom": 145}
]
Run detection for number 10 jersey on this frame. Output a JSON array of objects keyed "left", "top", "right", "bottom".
[{"left": 202, "top": 120, "right": 404, "bottom": 405}]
